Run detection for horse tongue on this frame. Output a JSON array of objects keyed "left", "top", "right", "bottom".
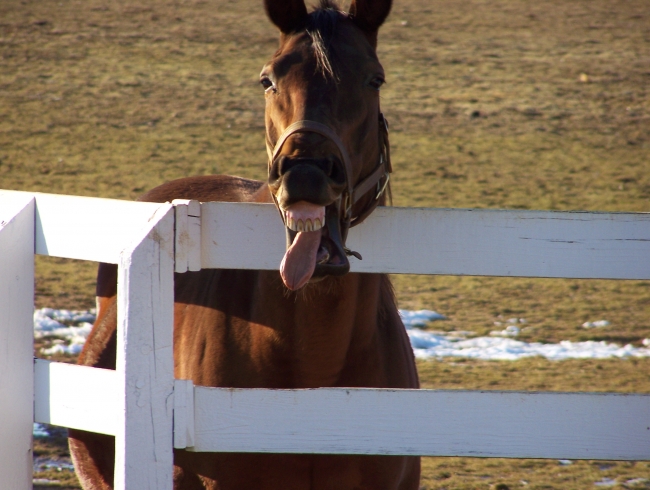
[{"left": 280, "top": 230, "right": 321, "bottom": 290}]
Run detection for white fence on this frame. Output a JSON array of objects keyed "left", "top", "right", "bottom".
[{"left": 1, "top": 189, "right": 649, "bottom": 489}]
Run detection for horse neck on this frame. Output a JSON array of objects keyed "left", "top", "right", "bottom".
[{"left": 257, "top": 271, "right": 385, "bottom": 388}]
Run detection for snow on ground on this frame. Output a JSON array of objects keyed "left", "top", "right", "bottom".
[
  {"left": 34, "top": 308, "right": 95, "bottom": 356},
  {"left": 35, "top": 307, "right": 650, "bottom": 361},
  {"left": 399, "top": 310, "right": 650, "bottom": 361}
]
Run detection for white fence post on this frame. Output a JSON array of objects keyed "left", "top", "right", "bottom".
[
  {"left": 0, "top": 193, "right": 35, "bottom": 489},
  {"left": 114, "top": 204, "right": 175, "bottom": 490}
]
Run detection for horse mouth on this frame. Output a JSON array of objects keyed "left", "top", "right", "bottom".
[{"left": 279, "top": 201, "right": 350, "bottom": 290}]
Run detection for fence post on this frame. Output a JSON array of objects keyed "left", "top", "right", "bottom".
[
  {"left": 114, "top": 204, "right": 175, "bottom": 490},
  {"left": 0, "top": 193, "right": 35, "bottom": 489}
]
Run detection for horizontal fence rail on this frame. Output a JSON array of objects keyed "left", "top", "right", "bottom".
[
  {"left": 4, "top": 191, "right": 648, "bottom": 279},
  {"left": 34, "top": 359, "right": 118, "bottom": 436},
  {"left": 2, "top": 189, "right": 650, "bottom": 489},
  {"left": 32, "top": 360, "right": 650, "bottom": 460},
  {"left": 188, "top": 386, "right": 650, "bottom": 460},
  {"left": 0, "top": 190, "right": 164, "bottom": 264},
  {"left": 202, "top": 202, "right": 650, "bottom": 279}
]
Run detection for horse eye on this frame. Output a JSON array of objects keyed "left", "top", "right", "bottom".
[
  {"left": 369, "top": 76, "right": 385, "bottom": 90},
  {"left": 260, "top": 77, "right": 275, "bottom": 92}
]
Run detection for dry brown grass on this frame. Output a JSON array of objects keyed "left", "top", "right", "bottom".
[{"left": 2, "top": 0, "right": 649, "bottom": 487}]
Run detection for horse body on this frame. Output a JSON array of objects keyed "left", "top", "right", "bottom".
[{"left": 70, "top": 1, "right": 420, "bottom": 488}]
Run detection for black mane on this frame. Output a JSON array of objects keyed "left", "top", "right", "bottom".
[{"left": 306, "top": 0, "right": 346, "bottom": 79}]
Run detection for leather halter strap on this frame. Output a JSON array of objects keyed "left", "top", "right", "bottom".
[
  {"left": 269, "top": 120, "right": 355, "bottom": 200},
  {"left": 267, "top": 115, "right": 391, "bottom": 230}
]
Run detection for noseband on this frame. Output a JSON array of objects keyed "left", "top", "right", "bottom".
[{"left": 267, "top": 114, "right": 392, "bottom": 242}]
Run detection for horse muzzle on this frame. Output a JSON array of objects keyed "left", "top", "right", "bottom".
[
  {"left": 269, "top": 158, "right": 351, "bottom": 291},
  {"left": 268, "top": 155, "right": 346, "bottom": 210},
  {"left": 266, "top": 119, "right": 389, "bottom": 291}
]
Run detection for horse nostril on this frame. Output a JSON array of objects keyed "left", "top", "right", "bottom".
[
  {"left": 324, "top": 157, "right": 334, "bottom": 177},
  {"left": 327, "top": 156, "right": 346, "bottom": 185},
  {"left": 275, "top": 156, "right": 291, "bottom": 177}
]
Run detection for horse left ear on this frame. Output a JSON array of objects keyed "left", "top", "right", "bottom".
[
  {"left": 264, "top": 0, "right": 308, "bottom": 34},
  {"left": 349, "top": 0, "right": 392, "bottom": 36}
]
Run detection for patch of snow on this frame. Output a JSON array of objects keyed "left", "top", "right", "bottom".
[
  {"left": 33, "top": 423, "right": 50, "bottom": 438},
  {"left": 493, "top": 318, "right": 527, "bottom": 327},
  {"left": 397, "top": 310, "right": 650, "bottom": 361},
  {"left": 33, "top": 478, "right": 61, "bottom": 485},
  {"left": 490, "top": 325, "right": 520, "bottom": 337},
  {"left": 408, "top": 329, "right": 650, "bottom": 361},
  {"left": 594, "top": 478, "right": 618, "bottom": 487},
  {"left": 399, "top": 309, "right": 446, "bottom": 327},
  {"left": 625, "top": 478, "right": 649, "bottom": 487},
  {"left": 34, "top": 307, "right": 650, "bottom": 361},
  {"left": 34, "top": 457, "right": 74, "bottom": 472},
  {"left": 34, "top": 308, "right": 95, "bottom": 356},
  {"left": 582, "top": 320, "right": 611, "bottom": 329}
]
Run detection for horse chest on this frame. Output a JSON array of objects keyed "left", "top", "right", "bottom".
[{"left": 173, "top": 270, "right": 381, "bottom": 389}]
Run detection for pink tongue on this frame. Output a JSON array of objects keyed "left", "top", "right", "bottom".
[{"left": 280, "top": 230, "right": 321, "bottom": 290}]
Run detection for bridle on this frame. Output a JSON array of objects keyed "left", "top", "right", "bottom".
[{"left": 266, "top": 113, "right": 392, "bottom": 249}]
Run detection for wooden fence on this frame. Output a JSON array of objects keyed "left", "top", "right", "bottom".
[{"left": 1, "top": 189, "right": 649, "bottom": 489}]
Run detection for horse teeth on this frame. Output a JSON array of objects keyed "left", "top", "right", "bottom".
[{"left": 285, "top": 211, "right": 325, "bottom": 232}]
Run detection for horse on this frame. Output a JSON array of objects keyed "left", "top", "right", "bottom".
[{"left": 68, "top": 0, "right": 420, "bottom": 488}]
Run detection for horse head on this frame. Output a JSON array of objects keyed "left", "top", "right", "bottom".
[{"left": 262, "top": 0, "right": 392, "bottom": 290}]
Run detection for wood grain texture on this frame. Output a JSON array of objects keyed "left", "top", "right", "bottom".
[
  {"left": 173, "top": 379, "right": 195, "bottom": 449},
  {"left": 115, "top": 204, "right": 175, "bottom": 490},
  {"left": 172, "top": 200, "right": 201, "bottom": 273},
  {"left": 0, "top": 194, "right": 34, "bottom": 489},
  {"left": 191, "top": 387, "right": 650, "bottom": 460},
  {"left": 201, "top": 202, "right": 650, "bottom": 279}
]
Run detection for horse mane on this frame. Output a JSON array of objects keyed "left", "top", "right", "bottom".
[{"left": 306, "top": 0, "right": 346, "bottom": 80}]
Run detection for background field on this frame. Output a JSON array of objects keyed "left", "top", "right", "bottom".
[{"left": 1, "top": 0, "right": 649, "bottom": 487}]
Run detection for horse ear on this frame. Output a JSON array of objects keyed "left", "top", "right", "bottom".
[
  {"left": 349, "top": 0, "right": 392, "bottom": 34},
  {"left": 264, "top": 0, "right": 309, "bottom": 34}
]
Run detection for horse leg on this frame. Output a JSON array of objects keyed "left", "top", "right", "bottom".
[{"left": 68, "top": 431, "right": 115, "bottom": 490}]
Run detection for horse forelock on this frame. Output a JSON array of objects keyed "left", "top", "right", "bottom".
[{"left": 305, "top": 0, "right": 346, "bottom": 80}]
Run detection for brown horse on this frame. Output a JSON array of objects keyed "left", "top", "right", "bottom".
[{"left": 69, "top": 0, "right": 420, "bottom": 488}]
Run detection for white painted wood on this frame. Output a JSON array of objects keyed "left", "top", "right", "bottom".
[
  {"left": 173, "top": 379, "right": 195, "bottom": 449},
  {"left": 174, "top": 201, "right": 190, "bottom": 273},
  {"left": 0, "top": 194, "right": 34, "bottom": 489},
  {"left": 115, "top": 204, "right": 175, "bottom": 490},
  {"left": 191, "top": 387, "right": 650, "bottom": 460},
  {"left": 2, "top": 189, "right": 649, "bottom": 483},
  {"left": 172, "top": 199, "right": 201, "bottom": 273},
  {"left": 201, "top": 202, "right": 284, "bottom": 271},
  {"left": 34, "top": 359, "right": 118, "bottom": 435},
  {"left": 0, "top": 190, "right": 165, "bottom": 263},
  {"left": 200, "top": 203, "right": 650, "bottom": 279}
]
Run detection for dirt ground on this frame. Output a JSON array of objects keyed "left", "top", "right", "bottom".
[{"left": 1, "top": 0, "right": 649, "bottom": 487}]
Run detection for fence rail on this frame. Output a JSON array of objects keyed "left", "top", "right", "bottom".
[
  {"left": 1, "top": 189, "right": 649, "bottom": 489},
  {"left": 202, "top": 201, "right": 650, "bottom": 278}
]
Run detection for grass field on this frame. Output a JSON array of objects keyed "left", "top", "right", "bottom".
[{"left": 2, "top": 0, "right": 649, "bottom": 487}]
